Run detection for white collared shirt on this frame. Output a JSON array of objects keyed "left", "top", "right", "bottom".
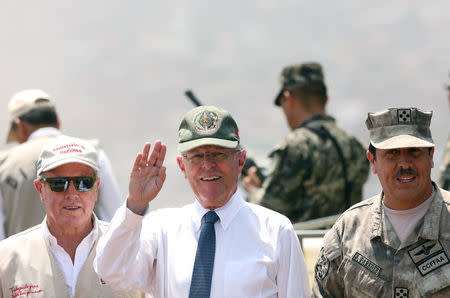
[
  {"left": 43, "top": 215, "right": 98, "bottom": 296},
  {"left": 94, "top": 189, "right": 310, "bottom": 297},
  {"left": 0, "top": 127, "right": 123, "bottom": 240}
]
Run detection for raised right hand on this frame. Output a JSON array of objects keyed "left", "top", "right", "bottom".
[{"left": 127, "top": 141, "right": 167, "bottom": 215}]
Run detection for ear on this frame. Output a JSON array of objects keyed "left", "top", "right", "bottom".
[
  {"left": 34, "top": 179, "right": 45, "bottom": 203},
  {"left": 429, "top": 147, "right": 435, "bottom": 168},
  {"left": 176, "top": 156, "right": 187, "bottom": 179},
  {"left": 366, "top": 150, "right": 377, "bottom": 174},
  {"left": 237, "top": 150, "right": 246, "bottom": 175},
  {"left": 94, "top": 178, "right": 101, "bottom": 201}
]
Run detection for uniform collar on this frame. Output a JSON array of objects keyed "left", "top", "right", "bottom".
[
  {"left": 369, "top": 182, "right": 442, "bottom": 244},
  {"left": 193, "top": 189, "right": 245, "bottom": 232},
  {"left": 28, "top": 127, "right": 61, "bottom": 141},
  {"left": 298, "top": 114, "right": 335, "bottom": 129}
]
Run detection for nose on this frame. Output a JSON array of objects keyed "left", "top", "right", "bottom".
[
  {"left": 201, "top": 154, "right": 217, "bottom": 168},
  {"left": 64, "top": 181, "right": 79, "bottom": 198},
  {"left": 397, "top": 153, "right": 413, "bottom": 169}
]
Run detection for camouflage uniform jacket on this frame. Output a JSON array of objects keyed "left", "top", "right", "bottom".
[
  {"left": 248, "top": 114, "right": 369, "bottom": 222},
  {"left": 440, "top": 136, "right": 450, "bottom": 190},
  {"left": 312, "top": 184, "right": 450, "bottom": 297}
]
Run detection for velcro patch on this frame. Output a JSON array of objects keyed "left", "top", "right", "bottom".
[
  {"left": 408, "top": 240, "right": 449, "bottom": 276},
  {"left": 352, "top": 252, "right": 381, "bottom": 276},
  {"left": 394, "top": 287, "right": 409, "bottom": 297},
  {"left": 398, "top": 109, "right": 412, "bottom": 124},
  {"left": 315, "top": 248, "right": 330, "bottom": 280}
]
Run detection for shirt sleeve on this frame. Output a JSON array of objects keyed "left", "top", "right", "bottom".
[
  {"left": 277, "top": 224, "right": 311, "bottom": 298},
  {"left": 311, "top": 227, "right": 344, "bottom": 297},
  {"left": 0, "top": 191, "right": 5, "bottom": 240},
  {"left": 94, "top": 202, "right": 158, "bottom": 293},
  {"left": 96, "top": 149, "right": 124, "bottom": 221}
]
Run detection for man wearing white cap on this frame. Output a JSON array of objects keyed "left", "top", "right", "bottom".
[
  {"left": 312, "top": 108, "right": 450, "bottom": 297},
  {"left": 94, "top": 106, "right": 310, "bottom": 297},
  {"left": 0, "top": 136, "right": 143, "bottom": 297},
  {"left": 0, "top": 89, "right": 122, "bottom": 239}
]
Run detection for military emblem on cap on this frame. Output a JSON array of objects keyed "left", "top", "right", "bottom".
[
  {"left": 366, "top": 107, "right": 434, "bottom": 149},
  {"left": 194, "top": 110, "right": 219, "bottom": 134}
]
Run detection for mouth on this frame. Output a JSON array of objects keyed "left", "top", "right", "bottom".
[
  {"left": 200, "top": 176, "right": 221, "bottom": 182},
  {"left": 63, "top": 206, "right": 81, "bottom": 211},
  {"left": 396, "top": 175, "right": 416, "bottom": 184}
]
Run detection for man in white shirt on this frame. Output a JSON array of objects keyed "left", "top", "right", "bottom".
[
  {"left": 312, "top": 107, "right": 450, "bottom": 297},
  {"left": 0, "top": 136, "right": 143, "bottom": 297},
  {"left": 94, "top": 106, "right": 311, "bottom": 297},
  {"left": 0, "top": 89, "right": 122, "bottom": 239}
]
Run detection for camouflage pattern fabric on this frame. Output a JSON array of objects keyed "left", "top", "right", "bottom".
[
  {"left": 312, "top": 184, "right": 450, "bottom": 297},
  {"left": 440, "top": 137, "right": 450, "bottom": 191},
  {"left": 248, "top": 114, "right": 369, "bottom": 223}
]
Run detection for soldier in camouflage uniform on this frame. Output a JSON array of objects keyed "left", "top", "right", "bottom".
[
  {"left": 440, "top": 74, "right": 450, "bottom": 190},
  {"left": 312, "top": 107, "right": 450, "bottom": 297},
  {"left": 243, "top": 62, "right": 369, "bottom": 223}
]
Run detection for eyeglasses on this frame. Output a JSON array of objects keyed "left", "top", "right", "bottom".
[
  {"left": 40, "top": 176, "right": 97, "bottom": 192},
  {"left": 182, "top": 150, "right": 239, "bottom": 165}
]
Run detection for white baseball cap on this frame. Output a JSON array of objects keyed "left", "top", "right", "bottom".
[
  {"left": 37, "top": 136, "right": 99, "bottom": 176},
  {"left": 6, "top": 89, "right": 56, "bottom": 143}
]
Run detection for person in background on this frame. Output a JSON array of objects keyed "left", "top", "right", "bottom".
[
  {"left": 0, "top": 89, "right": 122, "bottom": 239},
  {"left": 94, "top": 106, "right": 311, "bottom": 297},
  {"left": 243, "top": 62, "right": 369, "bottom": 223},
  {"left": 312, "top": 107, "right": 450, "bottom": 297},
  {"left": 0, "top": 136, "right": 143, "bottom": 297}
]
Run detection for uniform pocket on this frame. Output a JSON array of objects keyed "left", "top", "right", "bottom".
[{"left": 338, "top": 256, "right": 384, "bottom": 297}]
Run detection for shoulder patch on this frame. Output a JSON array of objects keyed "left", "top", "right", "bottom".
[{"left": 315, "top": 248, "right": 330, "bottom": 280}]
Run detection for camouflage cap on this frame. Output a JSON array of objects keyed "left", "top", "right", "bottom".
[
  {"left": 177, "top": 106, "right": 240, "bottom": 152},
  {"left": 274, "top": 62, "right": 325, "bottom": 106},
  {"left": 366, "top": 108, "right": 434, "bottom": 149}
]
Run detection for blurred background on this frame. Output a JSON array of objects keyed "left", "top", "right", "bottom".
[{"left": 1, "top": 0, "right": 449, "bottom": 211}]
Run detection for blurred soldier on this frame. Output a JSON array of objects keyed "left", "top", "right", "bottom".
[
  {"left": 243, "top": 62, "right": 369, "bottom": 222},
  {"left": 312, "top": 108, "right": 450, "bottom": 297},
  {"left": 0, "top": 89, "right": 122, "bottom": 239},
  {"left": 0, "top": 136, "right": 143, "bottom": 297},
  {"left": 440, "top": 73, "right": 450, "bottom": 190}
]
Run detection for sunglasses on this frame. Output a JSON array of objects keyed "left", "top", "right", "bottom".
[{"left": 40, "top": 176, "right": 97, "bottom": 192}]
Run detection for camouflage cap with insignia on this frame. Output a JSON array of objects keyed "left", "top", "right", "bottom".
[
  {"left": 274, "top": 62, "right": 325, "bottom": 106},
  {"left": 177, "top": 106, "right": 240, "bottom": 152},
  {"left": 366, "top": 107, "right": 435, "bottom": 149}
]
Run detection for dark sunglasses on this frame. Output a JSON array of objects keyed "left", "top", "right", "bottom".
[{"left": 40, "top": 176, "right": 97, "bottom": 192}]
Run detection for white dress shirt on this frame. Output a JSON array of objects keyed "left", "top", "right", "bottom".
[
  {"left": 0, "top": 127, "right": 123, "bottom": 239},
  {"left": 94, "top": 190, "right": 310, "bottom": 297},
  {"left": 43, "top": 215, "right": 98, "bottom": 297}
]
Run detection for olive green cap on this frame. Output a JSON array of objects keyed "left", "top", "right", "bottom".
[
  {"left": 274, "top": 62, "right": 325, "bottom": 106},
  {"left": 177, "top": 106, "right": 240, "bottom": 152},
  {"left": 365, "top": 107, "right": 435, "bottom": 149}
]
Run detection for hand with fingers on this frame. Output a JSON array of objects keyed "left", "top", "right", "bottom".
[{"left": 127, "top": 140, "right": 167, "bottom": 215}]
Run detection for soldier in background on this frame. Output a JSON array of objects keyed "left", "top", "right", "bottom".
[
  {"left": 242, "top": 62, "right": 369, "bottom": 223},
  {"left": 0, "top": 89, "right": 122, "bottom": 239},
  {"left": 312, "top": 107, "right": 450, "bottom": 297},
  {"left": 440, "top": 73, "right": 450, "bottom": 190}
]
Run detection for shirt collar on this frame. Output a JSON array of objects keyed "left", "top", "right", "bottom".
[
  {"left": 42, "top": 214, "right": 99, "bottom": 248},
  {"left": 28, "top": 127, "right": 61, "bottom": 141},
  {"left": 192, "top": 189, "right": 245, "bottom": 232}
]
